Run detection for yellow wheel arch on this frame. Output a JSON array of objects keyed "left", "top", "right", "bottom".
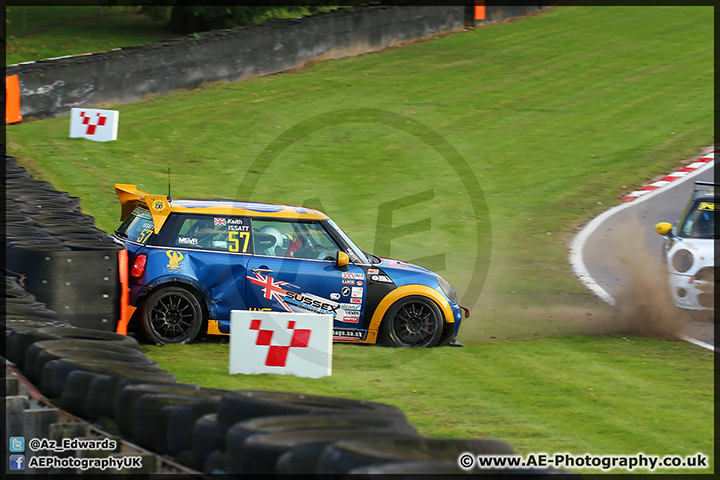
[{"left": 366, "top": 285, "right": 454, "bottom": 344}]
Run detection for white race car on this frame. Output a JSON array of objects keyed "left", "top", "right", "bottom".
[{"left": 655, "top": 181, "right": 715, "bottom": 311}]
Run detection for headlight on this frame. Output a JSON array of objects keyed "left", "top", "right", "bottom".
[
  {"left": 437, "top": 276, "right": 458, "bottom": 304},
  {"left": 671, "top": 249, "right": 694, "bottom": 273}
]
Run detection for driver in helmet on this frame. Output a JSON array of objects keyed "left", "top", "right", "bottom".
[{"left": 258, "top": 225, "right": 284, "bottom": 256}]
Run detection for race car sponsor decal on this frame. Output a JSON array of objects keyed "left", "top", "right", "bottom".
[
  {"left": 342, "top": 316, "right": 359, "bottom": 323},
  {"left": 284, "top": 291, "right": 339, "bottom": 316},
  {"left": 333, "top": 328, "right": 366, "bottom": 341},
  {"left": 341, "top": 287, "right": 351, "bottom": 297},
  {"left": 214, "top": 218, "right": 227, "bottom": 226},
  {"left": 343, "top": 309, "right": 360, "bottom": 317},
  {"left": 350, "top": 298, "right": 362, "bottom": 304},
  {"left": 340, "top": 303, "right": 361, "bottom": 311},
  {"left": 213, "top": 240, "right": 229, "bottom": 248},
  {"left": 341, "top": 279, "right": 356, "bottom": 285},
  {"left": 152, "top": 199, "right": 165, "bottom": 211},
  {"left": 371, "top": 275, "right": 393, "bottom": 283},
  {"left": 247, "top": 273, "right": 345, "bottom": 318},
  {"left": 330, "top": 293, "right": 341, "bottom": 300},
  {"left": 356, "top": 280, "right": 363, "bottom": 286},
  {"left": 132, "top": 206, "right": 152, "bottom": 220},
  {"left": 178, "top": 237, "right": 199, "bottom": 245},
  {"left": 342, "top": 272, "right": 365, "bottom": 280},
  {"left": 166, "top": 250, "right": 185, "bottom": 272},
  {"left": 368, "top": 268, "right": 379, "bottom": 275},
  {"left": 351, "top": 287, "right": 363, "bottom": 298}
]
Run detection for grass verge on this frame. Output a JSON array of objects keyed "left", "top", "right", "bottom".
[{"left": 5, "top": 6, "right": 177, "bottom": 66}]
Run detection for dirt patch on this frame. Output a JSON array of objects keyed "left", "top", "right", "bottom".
[{"left": 462, "top": 218, "right": 694, "bottom": 343}]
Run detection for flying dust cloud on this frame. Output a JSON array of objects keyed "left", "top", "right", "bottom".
[{"left": 460, "top": 219, "right": 704, "bottom": 344}]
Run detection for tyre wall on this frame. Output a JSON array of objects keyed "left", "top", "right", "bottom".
[
  {"left": 6, "top": 2, "right": 556, "bottom": 121},
  {"left": 4, "top": 155, "right": 122, "bottom": 331}
]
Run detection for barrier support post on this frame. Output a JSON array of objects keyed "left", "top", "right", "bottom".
[
  {"left": 6, "top": 75, "right": 22, "bottom": 124},
  {"left": 116, "top": 249, "right": 136, "bottom": 335}
]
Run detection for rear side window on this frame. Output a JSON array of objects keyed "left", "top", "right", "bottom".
[
  {"left": 115, "top": 206, "right": 155, "bottom": 244},
  {"left": 158, "top": 214, "right": 253, "bottom": 253}
]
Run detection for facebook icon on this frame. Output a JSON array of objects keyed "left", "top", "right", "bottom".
[{"left": 9, "top": 455, "right": 25, "bottom": 470}]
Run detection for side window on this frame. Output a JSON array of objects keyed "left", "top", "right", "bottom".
[
  {"left": 252, "top": 220, "right": 341, "bottom": 260},
  {"left": 161, "top": 215, "right": 252, "bottom": 253}
]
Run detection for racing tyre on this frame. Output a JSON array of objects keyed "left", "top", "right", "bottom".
[
  {"left": 192, "top": 414, "right": 223, "bottom": 473},
  {"left": 132, "top": 394, "right": 205, "bottom": 451},
  {"left": 316, "top": 437, "right": 515, "bottom": 474},
  {"left": 380, "top": 295, "right": 444, "bottom": 347},
  {"left": 115, "top": 383, "right": 204, "bottom": 438},
  {"left": 216, "top": 390, "right": 407, "bottom": 444},
  {"left": 140, "top": 287, "right": 204, "bottom": 344},
  {"left": 348, "top": 460, "right": 468, "bottom": 474},
  {"left": 60, "top": 370, "right": 108, "bottom": 418},
  {"left": 232, "top": 430, "right": 421, "bottom": 474},
  {"left": 166, "top": 397, "right": 224, "bottom": 456}
]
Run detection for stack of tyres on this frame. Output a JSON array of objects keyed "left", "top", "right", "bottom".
[{"left": 4, "top": 155, "right": 122, "bottom": 331}]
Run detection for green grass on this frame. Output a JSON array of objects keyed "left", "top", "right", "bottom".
[
  {"left": 5, "top": 6, "right": 178, "bottom": 66},
  {"left": 142, "top": 334, "right": 714, "bottom": 474},
  {"left": 6, "top": 6, "right": 714, "bottom": 473}
]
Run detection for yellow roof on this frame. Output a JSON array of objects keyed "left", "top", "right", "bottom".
[{"left": 114, "top": 184, "right": 328, "bottom": 234}]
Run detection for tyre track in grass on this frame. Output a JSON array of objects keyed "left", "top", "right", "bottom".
[{"left": 569, "top": 149, "right": 715, "bottom": 352}]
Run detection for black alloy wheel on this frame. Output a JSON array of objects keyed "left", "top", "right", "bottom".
[
  {"left": 141, "top": 287, "right": 204, "bottom": 344},
  {"left": 381, "top": 296, "right": 443, "bottom": 348}
]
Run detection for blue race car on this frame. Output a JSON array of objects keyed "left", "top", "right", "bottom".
[{"left": 111, "top": 184, "right": 468, "bottom": 346}]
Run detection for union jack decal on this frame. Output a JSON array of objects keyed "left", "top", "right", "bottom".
[{"left": 247, "top": 272, "right": 291, "bottom": 312}]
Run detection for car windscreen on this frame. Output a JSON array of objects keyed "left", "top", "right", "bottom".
[
  {"left": 325, "top": 219, "right": 369, "bottom": 264},
  {"left": 115, "top": 206, "right": 155, "bottom": 244},
  {"left": 679, "top": 201, "right": 715, "bottom": 239}
]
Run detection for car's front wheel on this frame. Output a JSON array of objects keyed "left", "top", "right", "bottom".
[
  {"left": 379, "top": 295, "right": 444, "bottom": 347},
  {"left": 140, "top": 287, "right": 204, "bottom": 344}
]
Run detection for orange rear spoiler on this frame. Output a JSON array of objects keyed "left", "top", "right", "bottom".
[{"left": 114, "top": 184, "right": 172, "bottom": 234}]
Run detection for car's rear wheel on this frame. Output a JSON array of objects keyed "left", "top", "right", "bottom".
[
  {"left": 140, "top": 287, "right": 204, "bottom": 344},
  {"left": 380, "top": 296, "right": 443, "bottom": 348}
]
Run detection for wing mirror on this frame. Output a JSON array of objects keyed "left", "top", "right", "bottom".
[
  {"left": 654, "top": 222, "right": 673, "bottom": 237},
  {"left": 336, "top": 251, "right": 349, "bottom": 271}
]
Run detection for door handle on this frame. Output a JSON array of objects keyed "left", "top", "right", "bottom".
[{"left": 252, "top": 267, "right": 273, "bottom": 274}]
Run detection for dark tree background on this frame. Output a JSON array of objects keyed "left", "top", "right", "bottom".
[{"left": 127, "top": 1, "right": 342, "bottom": 34}]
